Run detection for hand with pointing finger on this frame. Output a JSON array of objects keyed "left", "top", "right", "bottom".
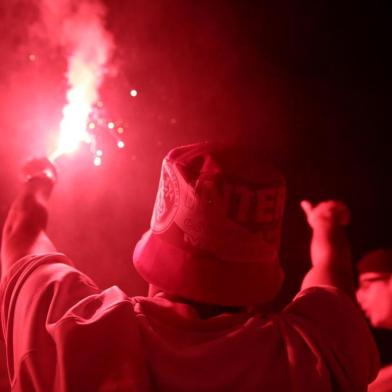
[
  {"left": 300, "top": 200, "right": 350, "bottom": 230},
  {"left": 299, "top": 199, "right": 353, "bottom": 294}
]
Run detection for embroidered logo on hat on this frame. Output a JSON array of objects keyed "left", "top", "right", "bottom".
[{"left": 151, "top": 162, "right": 180, "bottom": 233}]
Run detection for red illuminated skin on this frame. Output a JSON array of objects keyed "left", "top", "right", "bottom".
[
  {"left": 355, "top": 261, "right": 392, "bottom": 391},
  {"left": 300, "top": 200, "right": 354, "bottom": 298},
  {"left": 0, "top": 158, "right": 57, "bottom": 279},
  {"left": 357, "top": 272, "right": 392, "bottom": 391},
  {"left": 356, "top": 272, "right": 392, "bottom": 329}
]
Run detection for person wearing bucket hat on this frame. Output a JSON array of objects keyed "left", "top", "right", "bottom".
[
  {"left": 133, "top": 142, "right": 286, "bottom": 307},
  {"left": 356, "top": 249, "right": 392, "bottom": 391},
  {"left": 0, "top": 143, "right": 379, "bottom": 391}
]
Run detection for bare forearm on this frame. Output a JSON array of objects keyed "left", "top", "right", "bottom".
[
  {"left": 300, "top": 200, "right": 354, "bottom": 297},
  {"left": 301, "top": 226, "right": 354, "bottom": 296},
  {"left": 1, "top": 179, "right": 56, "bottom": 277}
]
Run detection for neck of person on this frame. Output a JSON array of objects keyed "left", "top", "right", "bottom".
[{"left": 148, "top": 284, "right": 247, "bottom": 319}]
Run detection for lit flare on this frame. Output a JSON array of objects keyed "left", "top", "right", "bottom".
[{"left": 50, "top": 57, "right": 99, "bottom": 161}]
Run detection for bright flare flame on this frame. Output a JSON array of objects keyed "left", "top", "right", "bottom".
[
  {"left": 46, "top": 0, "right": 114, "bottom": 163},
  {"left": 50, "top": 58, "right": 98, "bottom": 161}
]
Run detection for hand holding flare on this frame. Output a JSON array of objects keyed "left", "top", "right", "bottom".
[{"left": 21, "top": 157, "right": 58, "bottom": 201}]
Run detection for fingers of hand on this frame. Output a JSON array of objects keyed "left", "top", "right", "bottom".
[
  {"left": 22, "top": 157, "right": 57, "bottom": 183},
  {"left": 300, "top": 200, "right": 313, "bottom": 215},
  {"left": 300, "top": 200, "right": 314, "bottom": 225},
  {"left": 312, "top": 200, "right": 350, "bottom": 226}
]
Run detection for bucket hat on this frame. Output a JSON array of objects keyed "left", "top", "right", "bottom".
[{"left": 133, "top": 142, "right": 286, "bottom": 306}]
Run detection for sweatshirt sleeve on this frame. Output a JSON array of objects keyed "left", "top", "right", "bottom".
[
  {"left": 0, "top": 254, "right": 149, "bottom": 391},
  {"left": 0, "top": 254, "right": 99, "bottom": 389}
]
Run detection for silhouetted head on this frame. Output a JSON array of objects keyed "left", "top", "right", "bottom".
[
  {"left": 356, "top": 249, "right": 392, "bottom": 329},
  {"left": 133, "top": 142, "right": 286, "bottom": 307}
]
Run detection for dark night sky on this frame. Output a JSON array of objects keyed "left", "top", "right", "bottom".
[{"left": 0, "top": 0, "right": 391, "bottom": 375}]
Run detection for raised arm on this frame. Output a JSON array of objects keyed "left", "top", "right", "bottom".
[
  {"left": 1, "top": 158, "right": 57, "bottom": 279},
  {"left": 300, "top": 200, "right": 354, "bottom": 298}
]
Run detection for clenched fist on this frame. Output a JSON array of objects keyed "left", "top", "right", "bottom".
[{"left": 22, "top": 157, "right": 57, "bottom": 184}]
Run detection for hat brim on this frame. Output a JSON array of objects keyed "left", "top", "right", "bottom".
[{"left": 133, "top": 230, "right": 284, "bottom": 307}]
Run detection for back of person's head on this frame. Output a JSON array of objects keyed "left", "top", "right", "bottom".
[
  {"left": 133, "top": 142, "right": 286, "bottom": 307},
  {"left": 356, "top": 249, "right": 392, "bottom": 329}
]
